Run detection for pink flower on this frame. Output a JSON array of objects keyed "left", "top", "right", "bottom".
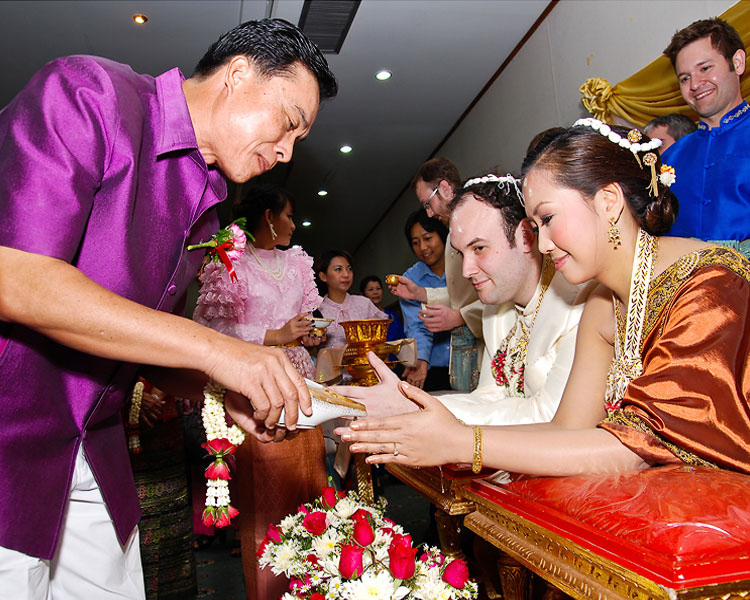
[
  {"left": 302, "top": 511, "right": 328, "bottom": 536},
  {"left": 266, "top": 523, "right": 282, "bottom": 543},
  {"left": 201, "top": 507, "right": 216, "bottom": 527},
  {"left": 227, "top": 505, "right": 239, "bottom": 519},
  {"left": 339, "top": 544, "right": 364, "bottom": 579},
  {"left": 226, "top": 224, "right": 247, "bottom": 260},
  {"left": 204, "top": 458, "right": 231, "bottom": 480},
  {"left": 353, "top": 517, "right": 375, "bottom": 547},
  {"left": 201, "top": 438, "right": 236, "bottom": 457},
  {"left": 442, "top": 558, "right": 470, "bottom": 589},
  {"left": 289, "top": 575, "right": 311, "bottom": 592},
  {"left": 298, "top": 504, "right": 310, "bottom": 515},
  {"left": 388, "top": 534, "right": 417, "bottom": 580}
]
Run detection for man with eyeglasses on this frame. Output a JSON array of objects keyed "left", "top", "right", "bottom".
[{"left": 388, "top": 157, "right": 483, "bottom": 392}]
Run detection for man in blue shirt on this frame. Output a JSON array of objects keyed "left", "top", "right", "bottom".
[
  {"left": 662, "top": 18, "right": 750, "bottom": 256},
  {"left": 400, "top": 209, "right": 451, "bottom": 391}
]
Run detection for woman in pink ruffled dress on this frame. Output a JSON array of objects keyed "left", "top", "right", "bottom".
[{"left": 193, "top": 184, "right": 327, "bottom": 599}]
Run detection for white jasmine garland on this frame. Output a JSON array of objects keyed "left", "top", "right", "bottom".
[
  {"left": 574, "top": 118, "right": 662, "bottom": 153},
  {"left": 200, "top": 381, "right": 246, "bottom": 527}
]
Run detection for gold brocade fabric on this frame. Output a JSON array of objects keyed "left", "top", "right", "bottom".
[
  {"left": 579, "top": 1, "right": 750, "bottom": 126},
  {"left": 601, "top": 247, "right": 750, "bottom": 474}
]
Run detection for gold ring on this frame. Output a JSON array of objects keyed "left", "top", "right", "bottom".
[{"left": 393, "top": 442, "right": 399, "bottom": 456}]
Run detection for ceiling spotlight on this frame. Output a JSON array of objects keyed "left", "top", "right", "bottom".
[
  {"left": 301, "top": 220, "right": 312, "bottom": 227},
  {"left": 339, "top": 145, "right": 353, "bottom": 154},
  {"left": 133, "top": 14, "right": 148, "bottom": 25},
  {"left": 375, "top": 70, "right": 392, "bottom": 81},
  {"left": 317, "top": 190, "right": 328, "bottom": 197}
]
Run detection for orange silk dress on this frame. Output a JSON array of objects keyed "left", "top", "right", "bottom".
[{"left": 601, "top": 247, "right": 750, "bottom": 474}]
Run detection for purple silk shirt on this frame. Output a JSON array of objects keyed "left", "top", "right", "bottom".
[{"left": 0, "top": 56, "right": 227, "bottom": 559}]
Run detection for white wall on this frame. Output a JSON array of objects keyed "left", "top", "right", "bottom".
[{"left": 355, "top": 0, "right": 735, "bottom": 301}]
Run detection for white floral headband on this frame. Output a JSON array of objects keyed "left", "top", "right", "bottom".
[
  {"left": 463, "top": 174, "right": 525, "bottom": 206},
  {"left": 572, "top": 118, "right": 676, "bottom": 196}
]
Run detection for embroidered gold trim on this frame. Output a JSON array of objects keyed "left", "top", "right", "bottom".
[
  {"left": 697, "top": 101, "right": 749, "bottom": 129},
  {"left": 643, "top": 246, "right": 750, "bottom": 341},
  {"left": 604, "top": 409, "right": 718, "bottom": 469}
]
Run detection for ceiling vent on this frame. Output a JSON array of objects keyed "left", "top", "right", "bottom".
[{"left": 298, "top": 0, "right": 360, "bottom": 54}]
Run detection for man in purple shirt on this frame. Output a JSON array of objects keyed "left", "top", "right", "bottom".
[{"left": 0, "top": 19, "right": 336, "bottom": 598}]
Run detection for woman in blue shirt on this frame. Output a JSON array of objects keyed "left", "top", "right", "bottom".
[{"left": 400, "top": 209, "right": 451, "bottom": 391}]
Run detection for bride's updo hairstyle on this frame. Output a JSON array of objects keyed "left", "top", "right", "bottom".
[{"left": 521, "top": 123, "right": 679, "bottom": 236}]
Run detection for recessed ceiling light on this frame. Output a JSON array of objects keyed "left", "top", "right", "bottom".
[
  {"left": 302, "top": 220, "right": 312, "bottom": 227},
  {"left": 339, "top": 145, "right": 352, "bottom": 154},
  {"left": 133, "top": 14, "right": 148, "bottom": 25},
  {"left": 375, "top": 70, "right": 392, "bottom": 81},
  {"left": 317, "top": 190, "right": 328, "bottom": 197}
]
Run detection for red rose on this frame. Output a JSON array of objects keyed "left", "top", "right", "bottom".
[
  {"left": 266, "top": 523, "right": 282, "bottom": 543},
  {"left": 306, "top": 553, "right": 319, "bottom": 566},
  {"left": 215, "top": 510, "right": 231, "bottom": 528},
  {"left": 201, "top": 438, "right": 236, "bottom": 457},
  {"left": 339, "top": 544, "right": 364, "bottom": 579},
  {"left": 227, "top": 505, "right": 239, "bottom": 519},
  {"left": 298, "top": 504, "right": 309, "bottom": 514},
  {"left": 201, "top": 506, "right": 216, "bottom": 527},
  {"left": 352, "top": 508, "right": 370, "bottom": 522},
  {"left": 353, "top": 518, "right": 375, "bottom": 547},
  {"left": 302, "top": 511, "right": 328, "bottom": 536},
  {"left": 442, "top": 558, "right": 469, "bottom": 589},
  {"left": 388, "top": 534, "right": 417, "bottom": 580},
  {"left": 322, "top": 485, "right": 338, "bottom": 509},
  {"left": 205, "top": 458, "right": 231, "bottom": 480},
  {"left": 257, "top": 535, "right": 271, "bottom": 558},
  {"left": 311, "top": 594, "right": 325, "bottom": 600}
]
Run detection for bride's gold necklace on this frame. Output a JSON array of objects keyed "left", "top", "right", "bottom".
[{"left": 247, "top": 244, "right": 285, "bottom": 281}]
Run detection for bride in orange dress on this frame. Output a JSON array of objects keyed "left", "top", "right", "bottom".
[
  {"left": 338, "top": 121, "right": 750, "bottom": 477},
  {"left": 193, "top": 184, "right": 327, "bottom": 599}
]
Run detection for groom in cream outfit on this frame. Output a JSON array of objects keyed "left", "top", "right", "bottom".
[{"left": 341, "top": 174, "right": 594, "bottom": 425}]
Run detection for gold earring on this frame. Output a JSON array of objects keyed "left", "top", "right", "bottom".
[
  {"left": 269, "top": 222, "right": 278, "bottom": 240},
  {"left": 608, "top": 216, "right": 621, "bottom": 249}
]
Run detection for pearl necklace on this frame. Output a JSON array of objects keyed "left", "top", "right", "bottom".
[{"left": 247, "top": 244, "right": 286, "bottom": 281}]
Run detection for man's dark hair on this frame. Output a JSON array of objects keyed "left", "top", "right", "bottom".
[
  {"left": 450, "top": 176, "right": 526, "bottom": 246},
  {"left": 194, "top": 18, "right": 337, "bottom": 100},
  {"left": 664, "top": 18, "right": 745, "bottom": 71},
  {"left": 411, "top": 157, "right": 462, "bottom": 193},
  {"left": 644, "top": 113, "right": 697, "bottom": 141},
  {"left": 404, "top": 208, "right": 449, "bottom": 251}
]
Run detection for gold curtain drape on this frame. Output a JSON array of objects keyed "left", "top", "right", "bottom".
[{"left": 580, "top": 0, "right": 750, "bottom": 126}]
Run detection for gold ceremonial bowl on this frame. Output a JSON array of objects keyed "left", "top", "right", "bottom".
[
  {"left": 340, "top": 318, "right": 393, "bottom": 386},
  {"left": 339, "top": 318, "right": 391, "bottom": 344}
]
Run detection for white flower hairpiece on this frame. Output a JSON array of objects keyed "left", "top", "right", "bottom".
[
  {"left": 464, "top": 173, "right": 524, "bottom": 206},
  {"left": 574, "top": 118, "right": 668, "bottom": 197},
  {"left": 573, "top": 118, "right": 662, "bottom": 153}
]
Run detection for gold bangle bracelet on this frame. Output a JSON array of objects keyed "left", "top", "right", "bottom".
[{"left": 471, "top": 425, "right": 483, "bottom": 474}]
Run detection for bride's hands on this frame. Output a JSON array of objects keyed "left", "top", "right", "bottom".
[
  {"left": 275, "top": 313, "right": 314, "bottom": 345},
  {"left": 334, "top": 381, "right": 471, "bottom": 467},
  {"left": 332, "top": 352, "right": 418, "bottom": 418}
]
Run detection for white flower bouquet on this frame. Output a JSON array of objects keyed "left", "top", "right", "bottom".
[{"left": 258, "top": 484, "right": 478, "bottom": 600}]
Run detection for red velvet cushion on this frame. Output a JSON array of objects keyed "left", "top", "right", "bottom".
[{"left": 469, "top": 465, "right": 750, "bottom": 589}]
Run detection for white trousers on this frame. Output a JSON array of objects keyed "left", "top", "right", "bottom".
[{"left": 0, "top": 447, "right": 146, "bottom": 599}]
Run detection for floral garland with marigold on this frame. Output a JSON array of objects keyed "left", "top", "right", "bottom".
[{"left": 259, "top": 483, "right": 478, "bottom": 600}]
